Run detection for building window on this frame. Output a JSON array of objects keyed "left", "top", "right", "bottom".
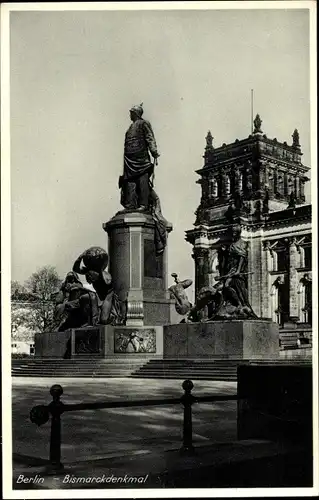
[
  {"left": 211, "top": 178, "right": 218, "bottom": 198},
  {"left": 276, "top": 250, "right": 288, "bottom": 272},
  {"left": 268, "top": 171, "right": 274, "bottom": 194},
  {"left": 304, "top": 246, "right": 311, "bottom": 269},
  {"left": 270, "top": 276, "right": 289, "bottom": 326},
  {"left": 277, "top": 175, "right": 284, "bottom": 195},
  {"left": 287, "top": 177, "right": 294, "bottom": 195},
  {"left": 225, "top": 175, "right": 231, "bottom": 195}
]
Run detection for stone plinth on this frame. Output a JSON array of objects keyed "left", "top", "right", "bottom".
[
  {"left": 35, "top": 325, "right": 164, "bottom": 358},
  {"left": 103, "top": 210, "right": 174, "bottom": 326},
  {"left": 35, "top": 327, "right": 105, "bottom": 358},
  {"left": 35, "top": 330, "right": 71, "bottom": 358},
  {"left": 163, "top": 320, "right": 280, "bottom": 359}
]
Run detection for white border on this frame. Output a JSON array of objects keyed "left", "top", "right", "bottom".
[{"left": 1, "top": 1, "right": 318, "bottom": 498}]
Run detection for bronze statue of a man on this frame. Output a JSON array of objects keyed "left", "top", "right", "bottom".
[
  {"left": 72, "top": 247, "right": 123, "bottom": 325},
  {"left": 119, "top": 103, "right": 160, "bottom": 211},
  {"left": 169, "top": 273, "right": 193, "bottom": 316}
]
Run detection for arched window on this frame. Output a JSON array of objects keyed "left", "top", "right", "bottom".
[
  {"left": 287, "top": 177, "right": 294, "bottom": 195},
  {"left": 225, "top": 175, "right": 231, "bottom": 196},
  {"left": 268, "top": 172, "right": 274, "bottom": 195},
  {"left": 270, "top": 276, "right": 288, "bottom": 326},
  {"left": 277, "top": 175, "right": 284, "bottom": 195},
  {"left": 211, "top": 178, "right": 218, "bottom": 198}
]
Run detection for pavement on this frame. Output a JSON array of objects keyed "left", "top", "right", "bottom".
[
  {"left": 11, "top": 377, "right": 313, "bottom": 490},
  {"left": 12, "top": 377, "right": 237, "bottom": 463}
]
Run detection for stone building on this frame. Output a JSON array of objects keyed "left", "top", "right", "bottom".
[{"left": 186, "top": 115, "right": 312, "bottom": 328}]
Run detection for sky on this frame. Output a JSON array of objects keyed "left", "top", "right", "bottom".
[{"left": 9, "top": 5, "right": 312, "bottom": 300}]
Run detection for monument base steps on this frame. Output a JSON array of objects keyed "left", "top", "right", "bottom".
[{"left": 12, "top": 357, "right": 311, "bottom": 380}]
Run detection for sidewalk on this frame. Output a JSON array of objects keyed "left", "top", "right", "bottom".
[
  {"left": 12, "top": 378, "right": 312, "bottom": 489},
  {"left": 13, "top": 439, "right": 312, "bottom": 489},
  {"left": 13, "top": 377, "right": 237, "bottom": 462}
]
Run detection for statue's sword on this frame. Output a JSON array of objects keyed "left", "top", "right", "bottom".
[{"left": 149, "top": 158, "right": 157, "bottom": 188}]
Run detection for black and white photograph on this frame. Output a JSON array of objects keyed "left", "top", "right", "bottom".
[{"left": 1, "top": 1, "right": 318, "bottom": 497}]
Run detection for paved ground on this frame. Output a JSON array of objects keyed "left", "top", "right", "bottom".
[
  {"left": 11, "top": 378, "right": 313, "bottom": 491},
  {"left": 12, "top": 377, "right": 237, "bottom": 464}
]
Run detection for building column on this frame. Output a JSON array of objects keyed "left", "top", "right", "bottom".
[
  {"left": 284, "top": 172, "right": 288, "bottom": 196},
  {"left": 300, "top": 179, "right": 305, "bottom": 200},
  {"left": 192, "top": 247, "right": 209, "bottom": 297},
  {"left": 288, "top": 237, "right": 300, "bottom": 321},
  {"left": 207, "top": 248, "right": 219, "bottom": 288},
  {"left": 295, "top": 176, "right": 300, "bottom": 199},
  {"left": 261, "top": 241, "right": 271, "bottom": 318}
]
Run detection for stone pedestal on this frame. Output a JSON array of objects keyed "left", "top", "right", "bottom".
[
  {"left": 163, "top": 320, "right": 280, "bottom": 359},
  {"left": 103, "top": 210, "right": 174, "bottom": 326},
  {"left": 35, "top": 326, "right": 164, "bottom": 358}
]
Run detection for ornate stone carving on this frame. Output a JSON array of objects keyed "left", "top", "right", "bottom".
[
  {"left": 74, "top": 327, "right": 101, "bottom": 354},
  {"left": 192, "top": 247, "right": 209, "bottom": 262},
  {"left": 262, "top": 188, "right": 270, "bottom": 215},
  {"left": 205, "top": 130, "right": 214, "bottom": 150},
  {"left": 292, "top": 129, "right": 301, "bottom": 149},
  {"left": 126, "top": 301, "right": 144, "bottom": 323},
  {"left": 114, "top": 328, "right": 156, "bottom": 353},
  {"left": 262, "top": 240, "right": 270, "bottom": 251},
  {"left": 287, "top": 190, "right": 297, "bottom": 210},
  {"left": 253, "top": 114, "right": 263, "bottom": 134}
]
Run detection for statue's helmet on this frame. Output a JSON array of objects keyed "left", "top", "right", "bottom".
[{"left": 130, "top": 103, "right": 144, "bottom": 118}]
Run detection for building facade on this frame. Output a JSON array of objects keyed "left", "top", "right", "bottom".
[{"left": 186, "top": 115, "right": 312, "bottom": 327}]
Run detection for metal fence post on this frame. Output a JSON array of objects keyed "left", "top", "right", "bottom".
[
  {"left": 47, "top": 384, "right": 64, "bottom": 473},
  {"left": 180, "top": 379, "right": 196, "bottom": 455}
]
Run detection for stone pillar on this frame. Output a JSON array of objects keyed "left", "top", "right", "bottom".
[
  {"left": 103, "top": 211, "right": 173, "bottom": 326},
  {"left": 284, "top": 172, "right": 288, "bottom": 196},
  {"left": 300, "top": 179, "right": 305, "bottom": 200},
  {"left": 288, "top": 237, "right": 300, "bottom": 321},
  {"left": 261, "top": 241, "right": 271, "bottom": 318},
  {"left": 295, "top": 176, "right": 300, "bottom": 199},
  {"left": 247, "top": 231, "right": 262, "bottom": 317},
  {"left": 192, "top": 247, "right": 209, "bottom": 297}
]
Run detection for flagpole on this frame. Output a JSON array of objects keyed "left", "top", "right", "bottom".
[{"left": 251, "top": 89, "right": 254, "bottom": 134}]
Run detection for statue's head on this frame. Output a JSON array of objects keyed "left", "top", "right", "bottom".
[
  {"left": 171, "top": 273, "right": 179, "bottom": 283},
  {"left": 86, "top": 270, "right": 100, "bottom": 284},
  {"left": 231, "top": 224, "right": 242, "bottom": 241},
  {"left": 65, "top": 271, "right": 81, "bottom": 285},
  {"left": 129, "top": 103, "right": 143, "bottom": 120}
]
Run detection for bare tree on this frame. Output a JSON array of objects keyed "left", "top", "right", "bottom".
[{"left": 11, "top": 266, "right": 62, "bottom": 333}]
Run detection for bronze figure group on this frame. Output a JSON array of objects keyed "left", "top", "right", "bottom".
[
  {"left": 53, "top": 247, "right": 123, "bottom": 332},
  {"left": 170, "top": 225, "right": 257, "bottom": 322},
  {"left": 52, "top": 106, "right": 257, "bottom": 332}
]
